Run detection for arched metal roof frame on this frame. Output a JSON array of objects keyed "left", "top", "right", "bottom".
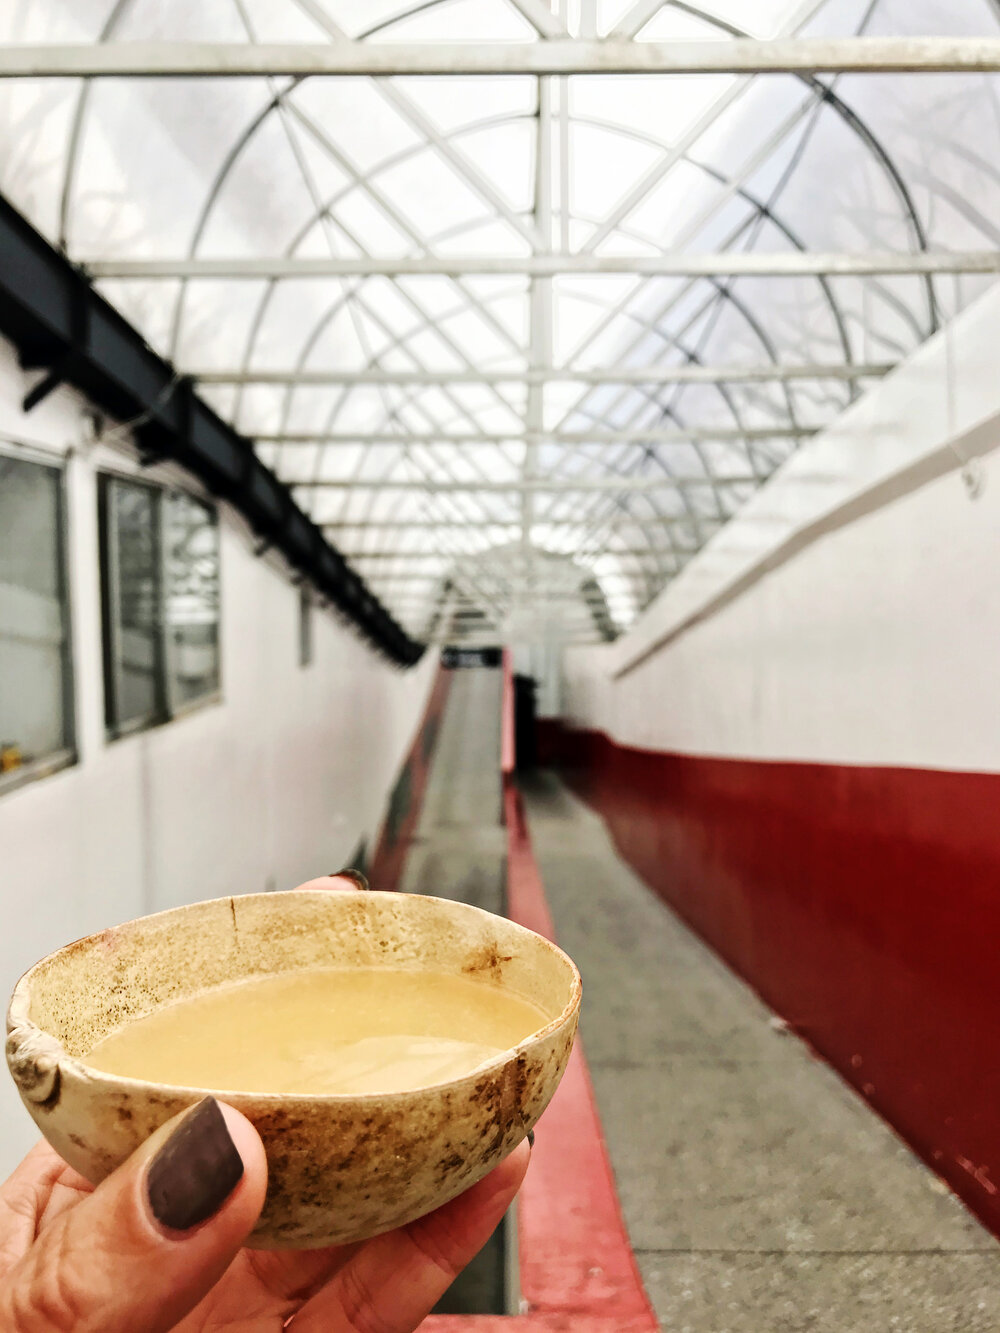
[
  {"left": 548, "top": 9, "right": 939, "bottom": 434},
  {"left": 518, "top": 216, "right": 929, "bottom": 559},
  {"left": 542, "top": 107, "right": 943, "bottom": 551},
  {"left": 536, "top": 212, "right": 814, "bottom": 541},
  {"left": 254, "top": 283, "right": 533, "bottom": 549},
  {"left": 256, "top": 255, "right": 530, "bottom": 543},
  {"left": 59, "top": 20, "right": 919, "bottom": 442},
  {"left": 248, "top": 148, "right": 755, "bottom": 557},
  {"left": 176, "top": 94, "right": 842, "bottom": 558},
  {"left": 546, "top": 80, "right": 863, "bottom": 548},
  {"left": 179, "top": 102, "right": 532, "bottom": 404},
  {"left": 216, "top": 1, "right": 540, "bottom": 551},
  {"left": 61, "top": 3, "right": 921, "bottom": 403},
  {"left": 663, "top": 0, "right": 939, "bottom": 328},
  {"left": 184, "top": 79, "right": 862, "bottom": 424},
  {"left": 48, "top": 1, "right": 545, "bottom": 629},
  {"left": 56, "top": 12, "right": 533, "bottom": 557},
  {"left": 549, "top": 185, "right": 917, "bottom": 498},
  {"left": 268, "top": 267, "right": 740, "bottom": 564},
  {"left": 537, "top": 302, "right": 773, "bottom": 556},
  {"left": 9, "top": 0, "right": 1000, "bottom": 642},
  {"left": 285, "top": 40, "right": 964, "bottom": 605}
]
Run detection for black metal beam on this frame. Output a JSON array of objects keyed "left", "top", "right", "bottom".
[{"left": 0, "top": 193, "right": 423, "bottom": 667}]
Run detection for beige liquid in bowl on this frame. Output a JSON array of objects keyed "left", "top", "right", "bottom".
[{"left": 83, "top": 969, "right": 548, "bottom": 1096}]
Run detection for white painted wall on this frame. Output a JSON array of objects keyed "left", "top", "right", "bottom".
[
  {"left": 561, "top": 281, "right": 1000, "bottom": 775},
  {"left": 0, "top": 340, "right": 437, "bottom": 1173}
]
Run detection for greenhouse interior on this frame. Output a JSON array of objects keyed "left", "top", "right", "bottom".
[{"left": 3, "top": 2, "right": 1000, "bottom": 1329}]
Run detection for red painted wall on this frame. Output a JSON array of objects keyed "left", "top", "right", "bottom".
[{"left": 550, "top": 724, "right": 1000, "bottom": 1235}]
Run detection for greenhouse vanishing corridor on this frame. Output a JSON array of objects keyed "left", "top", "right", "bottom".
[{"left": 4, "top": 3, "right": 1000, "bottom": 1330}]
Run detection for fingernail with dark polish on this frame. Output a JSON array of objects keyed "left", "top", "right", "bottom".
[
  {"left": 329, "top": 868, "right": 370, "bottom": 890},
  {"left": 527, "top": 1129, "right": 535, "bottom": 1149},
  {"left": 147, "top": 1098, "right": 244, "bottom": 1232}
]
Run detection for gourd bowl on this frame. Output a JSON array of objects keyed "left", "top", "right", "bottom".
[{"left": 5, "top": 889, "right": 581, "bottom": 1248}]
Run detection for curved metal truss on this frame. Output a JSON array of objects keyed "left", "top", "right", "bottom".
[{"left": 3, "top": 0, "right": 1000, "bottom": 648}]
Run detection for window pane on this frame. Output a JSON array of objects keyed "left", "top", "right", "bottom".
[
  {"left": 105, "top": 478, "right": 162, "bottom": 729},
  {"left": 164, "top": 490, "right": 220, "bottom": 707},
  {"left": 0, "top": 454, "right": 71, "bottom": 771}
]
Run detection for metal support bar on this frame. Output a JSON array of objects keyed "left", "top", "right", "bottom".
[
  {"left": 9, "top": 39, "right": 1000, "bottom": 78},
  {"left": 370, "top": 580, "right": 629, "bottom": 595},
  {"left": 344, "top": 548, "right": 685, "bottom": 558},
  {"left": 414, "top": 599, "right": 614, "bottom": 609},
  {"left": 362, "top": 574, "right": 452, "bottom": 582},
  {"left": 394, "top": 610, "right": 611, "bottom": 622},
  {"left": 194, "top": 362, "right": 892, "bottom": 386},
  {"left": 325, "top": 522, "right": 525, "bottom": 531},
  {"left": 427, "top": 632, "right": 603, "bottom": 644},
  {"left": 322, "top": 517, "right": 698, "bottom": 528},
  {"left": 87, "top": 252, "right": 1000, "bottom": 279},
  {"left": 397, "top": 606, "right": 616, "bottom": 618},
  {"left": 301, "top": 475, "right": 759, "bottom": 492},
  {"left": 259, "top": 426, "right": 811, "bottom": 444},
  {"left": 342, "top": 557, "right": 683, "bottom": 572},
  {"left": 22, "top": 357, "right": 75, "bottom": 412},
  {"left": 434, "top": 637, "right": 605, "bottom": 647},
  {"left": 395, "top": 586, "right": 628, "bottom": 599}
]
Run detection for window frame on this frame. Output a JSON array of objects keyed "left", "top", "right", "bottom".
[
  {"left": 98, "top": 471, "right": 222, "bottom": 742},
  {"left": 0, "top": 440, "right": 76, "bottom": 798}
]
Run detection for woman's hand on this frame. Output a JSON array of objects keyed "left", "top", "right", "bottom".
[{"left": 0, "top": 874, "right": 530, "bottom": 1332}]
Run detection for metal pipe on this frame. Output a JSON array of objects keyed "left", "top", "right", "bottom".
[
  {"left": 321, "top": 518, "right": 701, "bottom": 528},
  {"left": 88, "top": 252, "right": 1000, "bottom": 278},
  {"left": 260, "top": 426, "right": 811, "bottom": 444},
  {"left": 299, "top": 475, "right": 762, "bottom": 492},
  {"left": 9, "top": 39, "right": 1000, "bottom": 79},
  {"left": 194, "top": 362, "right": 893, "bottom": 385}
]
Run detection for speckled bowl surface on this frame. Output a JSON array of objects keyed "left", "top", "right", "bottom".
[{"left": 6, "top": 889, "right": 581, "bottom": 1248}]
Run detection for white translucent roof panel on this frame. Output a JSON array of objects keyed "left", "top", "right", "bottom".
[{"left": 2, "top": 0, "right": 1000, "bottom": 645}]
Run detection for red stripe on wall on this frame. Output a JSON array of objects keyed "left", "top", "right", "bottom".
[{"left": 549, "top": 723, "right": 1000, "bottom": 1237}]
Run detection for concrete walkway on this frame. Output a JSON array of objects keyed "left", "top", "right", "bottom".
[{"left": 521, "top": 772, "right": 1000, "bottom": 1333}]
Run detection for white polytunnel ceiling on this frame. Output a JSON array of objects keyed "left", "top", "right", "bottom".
[{"left": 2, "top": 0, "right": 1000, "bottom": 647}]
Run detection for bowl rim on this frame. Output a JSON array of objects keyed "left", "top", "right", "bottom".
[{"left": 7, "top": 889, "right": 583, "bottom": 1106}]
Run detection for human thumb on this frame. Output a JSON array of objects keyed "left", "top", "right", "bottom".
[{"left": 0, "top": 1098, "right": 267, "bottom": 1333}]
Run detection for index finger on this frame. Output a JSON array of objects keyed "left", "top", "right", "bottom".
[{"left": 293, "top": 870, "right": 370, "bottom": 893}]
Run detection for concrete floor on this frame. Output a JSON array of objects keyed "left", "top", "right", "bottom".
[{"left": 521, "top": 772, "right": 1000, "bottom": 1332}]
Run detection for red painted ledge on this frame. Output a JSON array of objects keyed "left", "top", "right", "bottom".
[{"left": 423, "top": 672, "right": 657, "bottom": 1330}]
